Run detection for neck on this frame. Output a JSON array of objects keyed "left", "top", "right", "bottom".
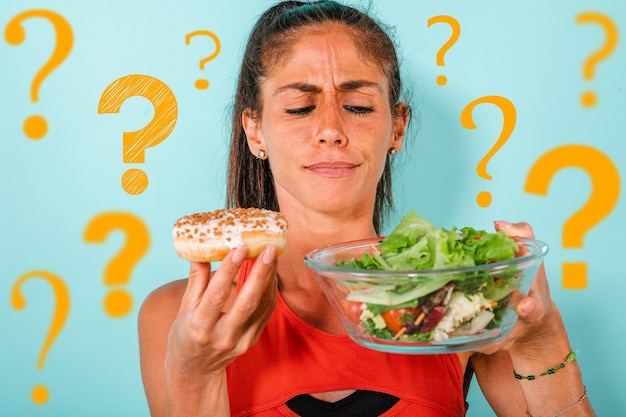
[
  {"left": 276, "top": 207, "right": 378, "bottom": 288},
  {"left": 272, "top": 205, "right": 378, "bottom": 333}
]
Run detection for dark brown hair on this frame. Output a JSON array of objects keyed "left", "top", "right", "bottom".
[{"left": 226, "top": 0, "right": 409, "bottom": 233}]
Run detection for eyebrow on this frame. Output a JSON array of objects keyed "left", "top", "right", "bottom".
[{"left": 274, "top": 80, "right": 382, "bottom": 95}]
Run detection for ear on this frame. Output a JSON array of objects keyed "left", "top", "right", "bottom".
[
  {"left": 242, "top": 108, "right": 265, "bottom": 155},
  {"left": 389, "top": 102, "right": 409, "bottom": 151}
]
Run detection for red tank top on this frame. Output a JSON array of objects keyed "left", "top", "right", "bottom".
[{"left": 227, "top": 261, "right": 467, "bottom": 416}]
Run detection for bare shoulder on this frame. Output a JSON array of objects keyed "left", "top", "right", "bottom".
[
  {"left": 138, "top": 278, "right": 190, "bottom": 353},
  {"left": 142, "top": 278, "right": 188, "bottom": 308},
  {"left": 138, "top": 279, "right": 188, "bottom": 328}
]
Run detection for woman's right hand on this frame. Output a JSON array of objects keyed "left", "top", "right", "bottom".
[{"left": 167, "top": 246, "right": 278, "bottom": 378}]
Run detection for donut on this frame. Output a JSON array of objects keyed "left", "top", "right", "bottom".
[{"left": 172, "top": 208, "right": 288, "bottom": 262}]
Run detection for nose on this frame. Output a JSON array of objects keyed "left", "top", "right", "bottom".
[
  {"left": 316, "top": 99, "right": 347, "bottom": 147},
  {"left": 318, "top": 135, "right": 346, "bottom": 146}
]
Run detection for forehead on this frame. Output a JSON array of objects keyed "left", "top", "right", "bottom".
[{"left": 265, "top": 24, "right": 387, "bottom": 85}]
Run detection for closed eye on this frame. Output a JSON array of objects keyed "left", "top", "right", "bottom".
[
  {"left": 285, "top": 106, "right": 315, "bottom": 116},
  {"left": 344, "top": 105, "right": 374, "bottom": 115},
  {"left": 285, "top": 105, "right": 374, "bottom": 116}
]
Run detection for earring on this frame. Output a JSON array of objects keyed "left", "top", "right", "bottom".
[
  {"left": 256, "top": 149, "right": 266, "bottom": 159},
  {"left": 388, "top": 147, "right": 398, "bottom": 156}
]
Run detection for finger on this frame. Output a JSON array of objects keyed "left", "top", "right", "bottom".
[
  {"left": 180, "top": 261, "right": 212, "bottom": 309},
  {"left": 494, "top": 220, "right": 536, "bottom": 257},
  {"left": 231, "top": 273, "right": 277, "bottom": 354},
  {"left": 234, "top": 249, "right": 278, "bottom": 349},
  {"left": 198, "top": 247, "right": 248, "bottom": 321},
  {"left": 223, "top": 245, "right": 277, "bottom": 331},
  {"left": 493, "top": 220, "right": 535, "bottom": 238}
]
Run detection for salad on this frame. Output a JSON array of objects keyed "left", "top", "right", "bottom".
[{"left": 336, "top": 210, "right": 522, "bottom": 343}]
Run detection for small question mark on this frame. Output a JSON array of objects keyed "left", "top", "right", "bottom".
[
  {"left": 427, "top": 15, "right": 461, "bottom": 86},
  {"left": 185, "top": 30, "right": 221, "bottom": 90},
  {"left": 84, "top": 211, "right": 150, "bottom": 318},
  {"left": 524, "top": 144, "right": 620, "bottom": 289},
  {"left": 4, "top": 9, "right": 73, "bottom": 140},
  {"left": 98, "top": 74, "right": 178, "bottom": 194},
  {"left": 576, "top": 12, "right": 619, "bottom": 108},
  {"left": 11, "top": 270, "right": 70, "bottom": 405},
  {"left": 460, "top": 95, "right": 517, "bottom": 208}
]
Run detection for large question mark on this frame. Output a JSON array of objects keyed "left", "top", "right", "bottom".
[
  {"left": 185, "top": 30, "right": 221, "bottom": 90},
  {"left": 525, "top": 145, "right": 620, "bottom": 289},
  {"left": 11, "top": 270, "right": 70, "bottom": 405},
  {"left": 4, "top": 9, "right": 73, "bottom": 140},
  {"left": 97, "top": 75, "right": 178, "bottom": 195},
  {"left": 427, "top": 15, "right": 461, "bottom": 86},
  {"left": 576, "top": 12, "right": 619, "bottom": 108},
  {"left": 84, "top": 211, "right": 150, "bottom": 318},
  {"left": 460, "top": 95, "right": 517, "bottom": 208}
]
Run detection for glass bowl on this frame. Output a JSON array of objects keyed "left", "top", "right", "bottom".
[{"left": 304, "top": 237, "right": 548, "bottom": 354}]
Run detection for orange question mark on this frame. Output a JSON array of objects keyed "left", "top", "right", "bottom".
[
  {"left": 185, "top": 30, "right": 221, "bottom": 90},
  {"left": 460, "top": 95, "right": 517, "bottom": 208},
  {"left": 84, "top": 211, "right": 150, "bottom": 318},
  {"left": 97, "top": 74, "right": 178, "bottom": 194},
  {"left": 524, "top": 144, "right": 620, "bottom": 289},
  {"left": 576, "top": 12, "right": 619, "bottom": 108},
  {"left": 11, "top": 270, "right": 70, "bottom": 405},
  {"left": 4, "top": 9, "right": 73, "bottom": 140},
  {"left": 427, "top": 15, "right": 461, "bottom": 86}
]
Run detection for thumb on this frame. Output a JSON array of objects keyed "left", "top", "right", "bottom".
[{"left": 516, "top": 296, "right": 541, "bottom": 321}]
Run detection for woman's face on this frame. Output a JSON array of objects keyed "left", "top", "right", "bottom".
[{"left": 244, "top": 25, "right": 406, "bottom": 217}]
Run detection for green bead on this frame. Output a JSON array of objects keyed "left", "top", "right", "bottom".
[{"left": 512, "top": 352, "right": 578, "bottom": 381}]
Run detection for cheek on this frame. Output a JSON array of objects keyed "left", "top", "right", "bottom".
[{"left": 363, "top": 133, "right": 392, "bottom": 165}]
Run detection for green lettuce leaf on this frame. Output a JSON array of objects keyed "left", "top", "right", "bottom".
[{"left": 339, "top": 210, "right": 520, "bottom": 306}]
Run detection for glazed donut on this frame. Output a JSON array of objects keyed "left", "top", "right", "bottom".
[{"left": 173, "top": 208, "right": 288, "bottom": 262}]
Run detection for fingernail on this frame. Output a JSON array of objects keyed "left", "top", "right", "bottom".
[
  {"left": 232, "top": 247, "right": 247, "bottom": 264},
  {"left": 262, "top": 245, "right": 276, "bottom": 265}
]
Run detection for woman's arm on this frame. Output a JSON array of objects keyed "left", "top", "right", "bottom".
[
  {"left": 472, "top": 221, "right": 596, "bottom": 417},
  {"left": 138, "top": 278, "right": 231, "bottom": 417},
  {"left": 138, "top": 246, "right": 278, "bottom": 417}
]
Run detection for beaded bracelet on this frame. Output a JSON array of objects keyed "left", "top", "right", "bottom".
[{"left": 513, "top": 351, "right": 577, "bottom": 380}]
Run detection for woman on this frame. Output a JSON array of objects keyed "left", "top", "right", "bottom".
[{"left": 138, "top": 1, "right": 595, "bottom": 416}]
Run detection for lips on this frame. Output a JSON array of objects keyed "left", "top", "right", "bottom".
[{"left": 306, "top": 161, "right": 359, "bottom": 178}]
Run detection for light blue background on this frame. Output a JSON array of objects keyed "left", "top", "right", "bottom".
[{"left": 1, "top": 1, "right": 624, "bottom": 415}]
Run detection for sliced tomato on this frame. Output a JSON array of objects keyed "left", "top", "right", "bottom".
[
  {"left": 381, "top": 307, "right": 421, "bottom": 333},
  {"left": 344, "top": 301, "right": 366, "bottom": 322}
]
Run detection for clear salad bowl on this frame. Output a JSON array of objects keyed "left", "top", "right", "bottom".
[{"left": 304, "top": 237, "right": 549, "bottom": 354}]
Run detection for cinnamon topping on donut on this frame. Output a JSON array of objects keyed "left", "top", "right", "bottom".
[
  {"left": 174, "top": 208, "right": 287, "bottom": 239},
  {"left": 172, "top": 208, "right": 288, "bottom": 262}
]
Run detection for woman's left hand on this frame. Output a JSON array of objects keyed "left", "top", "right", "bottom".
[{"left": 476, "top": 220, "right": 564, "bottom": 356}]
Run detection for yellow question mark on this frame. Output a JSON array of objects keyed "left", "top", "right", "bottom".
[
  {"left": 525, "top": 144, "right": 620, "bottom": 289},
  {"left": 84, "top": 211, "right": 151, "bottom": 318},
  {"left": 97, "top": 74, "right": 178, "bottom": 195},
  {"left": 576, "top": 12, "right": 619, "bottom": 108},
  {"left": 427, "top": 15, "right": 461, "bottom": 86},
  {"left": 460, "top": 95, "right": 517, "bottom": 208},
  {"left": 4, "top": 9, "right": 73, "bottom": 140},
  {"left": 11, "top": 270, "right": 70, "bottom": 405},
  {"left": 185, "top": 30, "right": 221, "bottom": 90}
]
